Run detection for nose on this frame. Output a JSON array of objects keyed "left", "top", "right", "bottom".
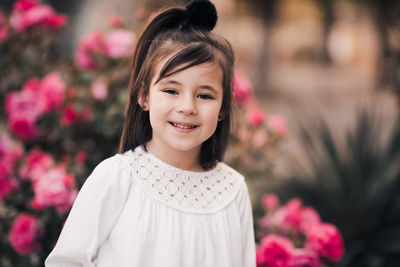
[{"left": 177, "top": 95, "right": 198, "bottom": 115}]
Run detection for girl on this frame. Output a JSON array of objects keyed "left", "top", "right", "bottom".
[{"left": 45, "top": 0, "right": 256, "bottom": 266}]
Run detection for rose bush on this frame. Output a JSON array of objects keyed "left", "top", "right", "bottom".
[
  {"left": 0, "top": 1, "right": 289, "bottom": 266},
  {"left": 257, "top": 194, "right": 344, "bottom": 266}
]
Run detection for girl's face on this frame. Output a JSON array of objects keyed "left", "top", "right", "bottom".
[{"left": 140, "top": 57, "right": 223, "bottom": 160}]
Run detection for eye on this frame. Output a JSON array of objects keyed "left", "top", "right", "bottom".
[
  {"left": 163, "top": 89, "right": 178, "bottom": 95},
  {"left": 198, "top": 94, "right": 214, "bottom": 100}
]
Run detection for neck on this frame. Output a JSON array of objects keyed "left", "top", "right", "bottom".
[{"left": 145, "top": 140, "right": 203, "bottom": 172}]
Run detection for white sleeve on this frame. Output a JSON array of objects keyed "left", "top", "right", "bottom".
[
  {"left": 235, "top": 179, "right": 256, "bottom": 267},
  {"left": 45, "top": 154, "right": 132, "bottom": 267}
]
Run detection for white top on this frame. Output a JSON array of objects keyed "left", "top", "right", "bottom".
[{"left": 45, "top": 146, "right": 256, "bottom": 267}]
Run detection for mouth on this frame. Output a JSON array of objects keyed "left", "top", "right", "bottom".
[{"left": 169, "top": 121, "right": 199, "bottom": 129}]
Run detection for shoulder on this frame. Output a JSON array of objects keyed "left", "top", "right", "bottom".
[
  {"left": 95, "top": 149, "right": 138, "bottom": 169},
  {"left": 217, "top": 161, "right": 245, "bottom": 184},
  {"left": 86, "top": 151, "right": 132, "bottom": 185},
  {"left": 217, "top": 162, "right": 250, "bottom": 200}
]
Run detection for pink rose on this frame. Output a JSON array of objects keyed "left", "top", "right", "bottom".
[
  {"left": 46, "top": 13, "right": 67, "bottom": 27},
  {"left": 10, "top": 4, "right": 67, "bottom": 32},
  {"left": 75, "top": 31, "right": 105, "bottom": 70},
  {"left": 267, "top": 198, "right": 303, "bottom": 235},
  {"left": 8, "top": 115, "right": 39, "bottom": 140},
  {"left": 6, "top": 90, "right": 44, "bottom": 119},
  {"left": 259, "top": 234, "right": 294, "bottom": 267},
  {"left": 0, "top": 173, "right": 19, "bottom": 201},
  {"left": 104, "top": 29, "right": 136, "bottom": 58},
  {"left": 40, "top": 72, "right": 65, "bottom": 112},
  {"left": 13, "top": 0, "right": 40, "bottom": 13},
  {"left": 262, "top": 193, "right": 280, "bottom": 211},
  {"left": 19, "top": 149, "right": 54, "bottom": 182},
  {"left": 22, "top": 78, "right": 41, "bottom": 92},
  {"left": 288, "top": 249, "right": 321, "bottom": 267},
  {"left": 61, "top": 105, "right": 93, "bottom": 125},
  {"left": 305, "top": 223, "right": 344, "bottom": 261},
  {"left": 256, "top": 245, "right": 264, "bottom": 267},
  {"left": 267, "top": 115, "right": 288, "bottom": 137},
  {"left": 32, "top": 166, "right": 77, "bottom": 212},
  {"left": 237, "top": 126, "right": 250, "bottom": 142},
  {"left": 0, "top": 9, "right": 9, "bottom": 44},
  {"left": 232, "top": 72, "right": 254, "bottom": 105},
  {"left": 109, "top": 15, "right": 123, "bottom": 28},
  {"left": 91, "top": 79, "right": 108, "bottom": 100},
  {"left": 0, "top": 133, "right": 24, "bottom": 174},
  {"left": 6, "top": 88, "right": 45, "bottom": 139},
  {"left": 0, "top": 134, "right": 23, "bottom": 199},
  {"left": 9, "top": 214, "right": 42, "bottom": 255},
  {"left": 300, "top": 207, "right": 321, "bottom": 235},
  {"left": 75, "top": 151, "right": 87, "bottom": 164},
  {"left": 61, "top": 104, "right": 78, "bottom": 125},
  {"left": 252, "top": 129, "right": 268, "bottom": 148},
  {"left": 247, "top": 108, "right": 266, "bottom": 126}
]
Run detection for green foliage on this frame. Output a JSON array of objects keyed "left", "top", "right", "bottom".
[{"left": 270, "top": 110, "right": 400, "bottom": 266}]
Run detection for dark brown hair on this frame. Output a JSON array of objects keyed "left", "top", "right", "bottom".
[{"left": 118, "top": 5, "right": 235, "bottom": 170}]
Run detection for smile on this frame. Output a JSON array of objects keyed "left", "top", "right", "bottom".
[{"left": 169, "top": 122, "right": 198, "bottom": 129}]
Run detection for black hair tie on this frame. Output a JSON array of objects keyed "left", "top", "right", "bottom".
[{"left": 183, "top": 0, "right": 218, "bottom": 31}]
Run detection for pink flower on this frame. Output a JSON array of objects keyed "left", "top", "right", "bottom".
[
  {"left": 267, "top": 198, "right": 303, "bottom": 236},
  {"left": 252, "top": 129, "right": 268, "bottom": 148},
  {"left": 5, "top": 89, "right": 44, "bottom": 140},
  {"left": 259, "top": 234, "right": 294, "bottom": 267},
  {"left": 75, "top": 31, "right": 105, "bottom": 70},
  {"left": 13, "top": 0, "right": 40, "bottom": 12},
  {"left": 247, "top": 108, "right": 266, "bottom": 126},
  {"left": 61, "top": 105, "right": 78, "bottom": 125},
  {"left": 288, "top": 249, "right": 321, "bottom": 267},
  {"left": 22, "top": 78, "right": 41, "bottom": 92},
  {"left": 104, "top": 29, "right": 136, "bottom": 58},
  {"left": 0, "top": 133, "right": 24, "bottom": 174},
  {"left": 305, "top": 223, "right": 344, "bottom": 261},
  {"left": 267, "top": 115, "right": 289, "bottom": 137},
  {"left": 256, "top": 245, "right": 264, "bottom": 267},
  {"left": 40, "top": 72, "right": 65, "bottom": 112},
  {"left": 8, "top": 115, "right": 39, "bottom": 140},
  {"left": 0, "top": 134, "right": 22, "bottom": 200},
  {"left": 91, "top": 79, "right": 108, "bottom": 100},
  {"left": 0, "top": 173, "right": 19, "bottom": 201},
  {"left": 300, "top": 207, "right": 321, "bottom": 235},
  {"left": 10, "top": 4, "right": 67, "bottom": 32},
  {"left": 232, "top": 72, "right": 253, "bottom": 105},
  {"left": 237, "top": 126, "right": 250, "bottom": 142},
  {"left": 0, "top": 9, "right": 9, "bottom": 44},
  {"left": 262, "top": 193, "right": 280, "bottom": 211},
  {"left": 19, "top": 149, "right": 54, "bottom": 183},
  {"left": 45, "top": 13, "right": 67, "bottom": 27},
  {"left": 61, "top": 105, "right": 93, "bottom": 125},
  {"left": 9, "top": 214, "right": 42, "bottom": 255},
  {"left": 6, "top": 90, "right": 44, "bottom": 119},
  {"left": 76, "top": 151, "right": 87, "bottom": 164},
  {"left": 109, "top": 15, "right": 123, "bottom": 28},
  {"left": 32, "top": 166, "right": 77, "bottom": 212}
]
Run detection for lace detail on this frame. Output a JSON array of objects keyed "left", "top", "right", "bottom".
[{"left": 123, "top": 146, "right": 243, "bottom": 214}]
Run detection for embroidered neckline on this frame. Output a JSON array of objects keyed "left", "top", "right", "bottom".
[{"left": 122, "top": 146, "right": 243, "bottom": 214}]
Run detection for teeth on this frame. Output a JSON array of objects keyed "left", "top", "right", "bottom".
[{"left": 172, "top": 123, "right": 195, "bottom": 129}]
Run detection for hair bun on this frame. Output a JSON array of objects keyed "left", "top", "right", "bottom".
[{"left": 185, "top": 0, "right": 218, "bottom": 31}]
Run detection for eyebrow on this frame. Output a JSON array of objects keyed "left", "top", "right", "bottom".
[{"left": 159, "top": 79, "right": 219, "bottom": 94}]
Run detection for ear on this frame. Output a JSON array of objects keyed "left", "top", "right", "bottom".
[
  {"left": 138, "top": 90, "right": 149, "bottom": 111},
  {"left": 218, "top": 112, "right": 225, "bottom": 121}
]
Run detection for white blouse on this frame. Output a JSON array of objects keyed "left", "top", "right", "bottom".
[{"left": 45, "top": 146, "right": 256, "bottom": 267}]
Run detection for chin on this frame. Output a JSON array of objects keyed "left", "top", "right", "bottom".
[{"left": 167, "top": 141, "right": 202, "bottom": 153}]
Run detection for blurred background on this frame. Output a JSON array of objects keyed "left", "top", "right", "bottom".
[{"left": 1, "top": 0, "right": 399, "bottom": 266}]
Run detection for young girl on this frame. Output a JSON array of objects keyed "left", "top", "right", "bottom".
[{"left": 45, "top": 0, "right": 256, "bottom": 266}]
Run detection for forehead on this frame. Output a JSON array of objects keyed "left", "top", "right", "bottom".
[{"left": 152, "top": 52, "right": 223, "bottom": 85}]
